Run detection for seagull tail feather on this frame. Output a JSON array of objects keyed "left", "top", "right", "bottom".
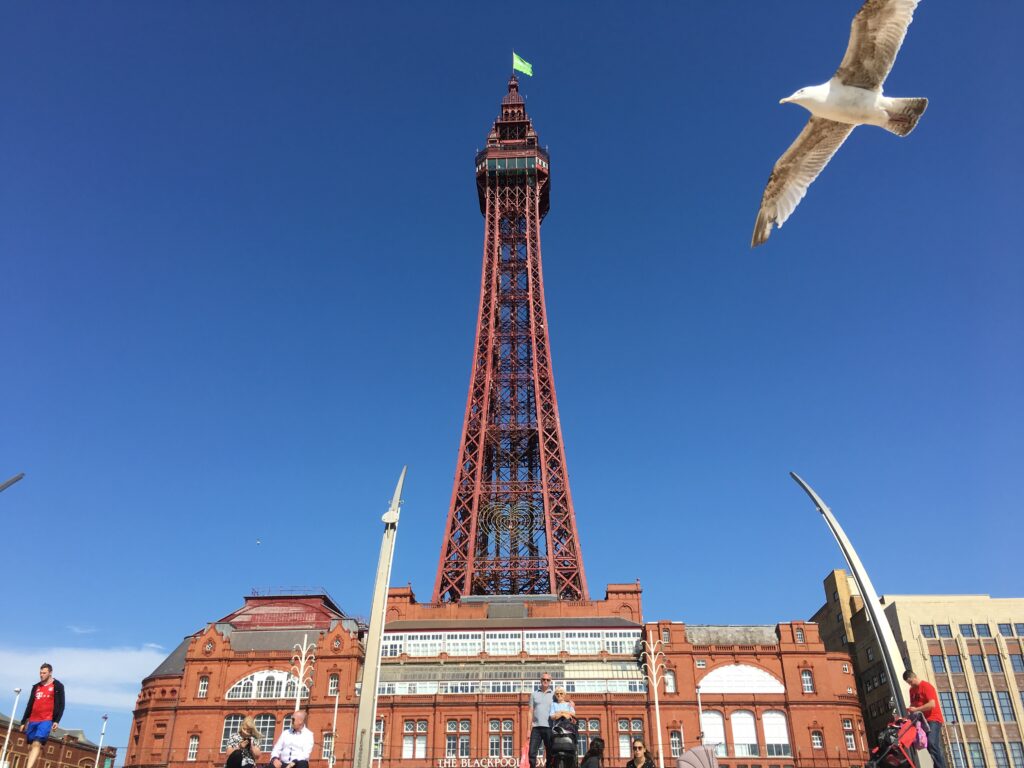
[
  {"left": 751, "top": 208, "right": 774, "bottom": 248},
  {"left": 883, "top": 97, "right": 928, "bottom": 137}
]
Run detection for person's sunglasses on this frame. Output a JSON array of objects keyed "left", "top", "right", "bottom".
[{"left": 633, "top": 747, "right": 645, "bottom": 752}]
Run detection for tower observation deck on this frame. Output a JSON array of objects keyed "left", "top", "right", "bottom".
[{"left": 434, "top": 76, "right": 587, "bottom": 603}]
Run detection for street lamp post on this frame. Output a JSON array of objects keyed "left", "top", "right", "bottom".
[
  {"left": 91, "top": 715, "right": 108, "bottom": 768},
  {"left": 695, "top": 685, "right": 704, "bottom": 746},
  {"left": 1, "top": 688, "right": 23, "bottom": 768},
  {"left": 329, "top": 692, "right": 340, "bottom": 768},
  {"left": 638, "top": 630, "right": 667, "bottom": 768},
  {"left": 291, "top": 634, "right": 316, "bottom": 713},
  {"left": 790, "top": 472, "right": 909, "bottom": 718}
]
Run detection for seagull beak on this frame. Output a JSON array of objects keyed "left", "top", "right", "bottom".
[{"left": 779, "top": 97, "right": 791, "bottom": 105}]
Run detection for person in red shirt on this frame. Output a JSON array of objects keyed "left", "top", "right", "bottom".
[
  {"left": 903, "top": 670, "right": 945, "bottom": 768},
  {"left": 19, "top": 663, "right": 66, "bottom": 768}
]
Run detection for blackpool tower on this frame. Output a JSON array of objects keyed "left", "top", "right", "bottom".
[{"left": 433, "top": 76, "right": 588, "bottom": 603}]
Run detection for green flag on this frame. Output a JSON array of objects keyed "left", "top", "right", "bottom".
[{"left": 512, "top": 52, "right": 533, "bottom": 77}]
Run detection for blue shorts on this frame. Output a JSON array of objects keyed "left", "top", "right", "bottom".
[{"left": 26, "top": 721, "right": 53, "bottom": 743}]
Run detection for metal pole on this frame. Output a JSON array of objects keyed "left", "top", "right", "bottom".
[
  {"left": 641, "top": 630, "right": 666, "bottom": 768},
  {"left": 695, "top": 686, "right": 704, "bottom": 746},
  {"left": 0, "top": 473, "right": 25, "bottom": 494},
  {"left": 91, "top": 715, "right": 108, "bottom": 768},
  {"left": 1, "top": 688, "right": 23, "bottom": 768},
  {"left": 354, "top": 467, "right": 407, "bottom": 768},
  {"left": 790, "top": 472, "right": 909, "bottom": 717},
  {"left": 330, "top": 693, "right": 340, "bottom": 768}
]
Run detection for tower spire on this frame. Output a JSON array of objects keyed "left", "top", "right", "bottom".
[{"left": 433, "top": 80, "right": 587, "bottom": 602}]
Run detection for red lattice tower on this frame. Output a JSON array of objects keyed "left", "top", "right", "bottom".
[{"left": 433, "top": 76, "right": 588, "bottom": 603}]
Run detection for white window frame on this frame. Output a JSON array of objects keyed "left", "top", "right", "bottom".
[
  {"left": 670, "top": 731, "right": 683, "bottom": 758},
  {"left": 221, "top": 715, "right": 244, "bottom": 753},
  {"left": 664, "top": 670, "right": 677, "bottom": 693},
  {"left": 226, "top": 670, "right": 309, "bottom": 701},
  {"left": 187, "top": 735, "right": 199, "bottom": 762},
  {"left": 801, "top": 669, "right": 815, "bottom": 693},
  {"left": 253, "top": 714, "right": 276, "bottom": 753},
  {"left": 197, "top": 677, "right": 209, "bottom": 699},
  {"left": 322, "top": 733, "right": 334, "bottom": 761},
  {"left": 763, "top": 711, "right": 792, "bottom": 758},
  {"left": 731, "top": 710, "right": 759, "bottom": 757}
]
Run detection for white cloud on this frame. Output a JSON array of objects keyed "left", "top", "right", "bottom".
[
  {"left": 0, "top": 644, "right": 169, "bottom": 712},
  {"left": 67, "top": 625, "right": 98, "bottom": 635}
]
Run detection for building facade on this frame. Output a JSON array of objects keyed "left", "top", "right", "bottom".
[
  {"left": 0, "top": 714, "right": 116, "bottom": 768},
  {"left": 127, "top": 585, "right": 867, "bottom": 768},
  {"left": 813, "top": 570, "right": 1024, "bottom": 768}
]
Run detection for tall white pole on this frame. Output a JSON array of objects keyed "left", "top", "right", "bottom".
[
  {"left": 329, "top": 693, "right": 340, "bottom": 768},
  {"left": 642, "top": 629, "right": 666, "bottom": 768},
  {"left": 1, "top": 688, "right": 23, "bottom": 768},
  {"left": 354, "top": 467, "right": 407, "bottom": 768},
  {"left": 790, "top": 472, "right": 909, "bottom": 717},
  {"left": 91, "top": 715, "right": 108, "bottom": 768},
  {"left": 696, "top": 686, "right": 704, "bottom": 746}
]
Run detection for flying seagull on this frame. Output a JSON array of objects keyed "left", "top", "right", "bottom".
[{"left": 751, "top": 0, "right": 927, "bottom": 248}]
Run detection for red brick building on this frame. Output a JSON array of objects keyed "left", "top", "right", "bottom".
[
  {"left": 127, "top": 585, "right": 867, "bottom": 768},
  {"left": 1, "top": 714, "right": 117, "bottom": 768}
]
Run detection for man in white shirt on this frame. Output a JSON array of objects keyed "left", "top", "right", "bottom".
[{"left": 270, "top": 709, "right": 314, "bottom": 768}]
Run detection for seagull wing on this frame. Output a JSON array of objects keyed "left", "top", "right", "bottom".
[
  {"left": 835, "top": 0, "right": 921, "bottom": 90},
  {"left": 751, "top": 117, "right": 855, "bottom": 248}
]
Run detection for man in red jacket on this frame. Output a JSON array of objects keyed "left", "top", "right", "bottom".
[
  {"left": 904, "top": 670, "right": 946, "bottom": 768},
  {"left": 19, "top": 663, "right": 66, "bottom": 768}
]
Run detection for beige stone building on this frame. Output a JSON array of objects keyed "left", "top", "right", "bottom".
[{"left": 812, "top": 570, "right": 1024, "bottom": 768}]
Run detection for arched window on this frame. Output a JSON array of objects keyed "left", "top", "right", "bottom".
[
  {"left": 221, "top": 715, "right": 244, "bottom": 752},
  {"left": 664, "top": 671, "right": 677, "bottom": 694},
  {"left": 187, "top": 735, "right": 199, "bottom": 761},
  {"left": 795, "top": 628, "right": 805, "bottom": 643},
  {"left": 801, "top": 670, "right": 815, "bottom": 693},
  {"left": 254, "top": 715, "right": 276, "bottom": 752},
  {"left": 328, "top": 673, "right": 339, "bottom": 696},
  {"left": 762, "top": 711, "right": 791, "bottom": 757},
  {"left": 698, "top": 664, "right": 785, "bottom": 694},
  {"left": 669, "top": 730, "right": 683, "bottom": 758},
  {"left": 731, "top": 711, "right": 759, "bottom": 757},
  {"left": 700, "top": 712, "right": 727, "bottom": 757},
  {"left": 197, "top": 676, "right": 209, "bottom": 699},
  {"left": 811, "top": 731, "right": 824, "bottom": 749},
  {"left": 226, "top": 670, "right": 309, "bottom": 700}
]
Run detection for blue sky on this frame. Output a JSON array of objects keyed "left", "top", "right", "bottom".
[{"left": 1, "top": 0, "right": 1022, "bottom": 754}]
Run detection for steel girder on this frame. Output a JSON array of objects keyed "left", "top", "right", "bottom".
[{"left": 433, "top": 78, "right": 588, "bottom": 603}]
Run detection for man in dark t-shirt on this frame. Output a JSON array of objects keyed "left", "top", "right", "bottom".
[
  {"left": 20, "top": 663, "right": 66, "bottom": 768},
  {"left": 904, "top": 670, "right": 945, "bottom": 768}
]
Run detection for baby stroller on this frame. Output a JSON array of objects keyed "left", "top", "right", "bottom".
[
  {"left": 869, "top": 716, "right": 921, "bottom": 768},
  {"left": 548, "top": 718, "right": 579, "bottom": 768}
]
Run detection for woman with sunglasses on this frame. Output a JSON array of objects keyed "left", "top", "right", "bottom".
[
  {"left": 626, "top": 739, "right": 655, "bottom": 768},
  {"left": 549, "top": 687, "right": 576, "bottom": 722}
]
